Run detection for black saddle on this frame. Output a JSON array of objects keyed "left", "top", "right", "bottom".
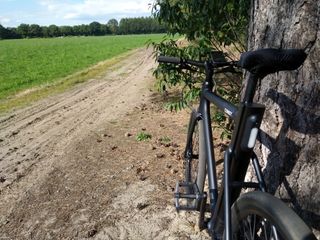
[{"left": 238, "top": 48, "right": 307, "bottom": 78}]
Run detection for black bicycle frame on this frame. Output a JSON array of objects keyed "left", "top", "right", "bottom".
[{"left": 186, "top": 62, "right": 267, "bottom": 239}]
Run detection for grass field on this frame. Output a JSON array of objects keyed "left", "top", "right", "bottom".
[{"left": 0, "top": 34, "right": 165, "bottom": 103}]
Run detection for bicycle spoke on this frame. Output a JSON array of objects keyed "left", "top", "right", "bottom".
[
  {"left": 262, "top": 219, "right": 268, "bottom": 239},
  {"left": 252, "top": 214, "right": 256, "bottom": 240},
  {"left": 271, "top": 225, "right": 279, "bottom": 240},
  {"left": 237, "top": 215, "right": 285, "bottom": 240}
]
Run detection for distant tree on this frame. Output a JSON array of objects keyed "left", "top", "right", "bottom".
[
  {"left": 6, "top": 27, "right": 20, "bottom": 39},
  {"left": 72, "top": 25, "right": 80, "bottom": 36},
  {"left": 41, "top": 26, "right": 49, "bottom": 38},
  {"left": 119, "top": 17, "right": 165, "bottom": 35},
  {"left": 0, "top": 24, "right": 11, "bottom": 39},
  {"left": 48, "top": 24, "right": 60, "bottom": 37},
  {"left": 79, "top": 24, "right": 90, "bottom": 36},
  {"left": 17, "top": 24, "right": 30, "bottom": 38},
  {"left": 100, "top": 24, "right": 111, "bottom": 35},
  {"left": 29, "top": 24, "right": 42, "bottom": 37},
  {"left": 107, "top": 19, "right": 119, "bottom": 34},
  {"left": 60, "top": 26, "right": 73, "bottom": 36},
  {"left": 1, "top": 17, "right": 166, "bottom": 39},
  {"left": 89, "top": 21, "right": 102, "bottom": 35},
  {"left": 119, "top": 18, "right": 129, "bottom": 34}
]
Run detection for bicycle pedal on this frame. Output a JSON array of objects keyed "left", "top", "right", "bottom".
[{"left": 174, "top": 181, "right": 206, "bottom": 211}]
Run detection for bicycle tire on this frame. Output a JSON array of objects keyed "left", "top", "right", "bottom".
[
  {"left": 231, "top": 191, "right": 316, "bottom": 240},
  {"left": 185, "top": 117, "right": 206, "bottom": 197}
]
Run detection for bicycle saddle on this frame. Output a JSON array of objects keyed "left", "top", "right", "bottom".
[{"left": 238, "top": 48, "right": 307, "bottom": 78}]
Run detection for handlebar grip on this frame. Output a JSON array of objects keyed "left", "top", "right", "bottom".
[{"left": 158, "top": 55, "right": 181, "bottom": 64}]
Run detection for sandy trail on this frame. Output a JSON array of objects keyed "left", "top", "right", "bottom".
[
  {"left": 0, "top": 48, "right": 210, "bottom": 239},
  {"left": 0, "top": 48, "right": 152, "bottom": 191}
]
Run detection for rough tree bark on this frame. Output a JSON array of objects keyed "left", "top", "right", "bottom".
[{"left": 247, "top": 0, "right": 319, "bottom": 236}]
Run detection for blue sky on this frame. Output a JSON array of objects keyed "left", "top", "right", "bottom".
[{"left": 0, "top": 0, "right": 153, "bottom": 27}]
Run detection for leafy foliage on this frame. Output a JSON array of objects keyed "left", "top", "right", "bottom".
[
  {"left": 151, "top": 36, "right": 241, "bottom": 112},
  {"left": 151, "top": 37, "right": 213, "bottom": 111},
  {"left": 151, "top": 0, "right": 249, "bottom": 110},
  {"left": 152, "top": 0, "right": 250, "bottom": 50},
  {"left": 151, "top": 0, "right": 250, "bottom": 138}
]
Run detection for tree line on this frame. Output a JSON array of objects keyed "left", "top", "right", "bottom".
[{"left": 0, "top": 17, "right": 166, "bottom": 39}]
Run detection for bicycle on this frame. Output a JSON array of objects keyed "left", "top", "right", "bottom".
[{"left": 158, "top": 48, "right": 317, "bottom": 240}]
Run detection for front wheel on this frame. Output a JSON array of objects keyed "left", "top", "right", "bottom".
[{"left": 231, "top": 191, "right": 316, "bottom": 240}]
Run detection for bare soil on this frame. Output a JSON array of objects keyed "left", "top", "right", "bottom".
[{"left": 0, "top": 48, "right": 213, "bottom": 239}]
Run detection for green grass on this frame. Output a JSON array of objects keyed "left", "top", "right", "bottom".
[
  {"left": 0, "top": 34, "right": 165, "bottom": 101},
  {"left": 136, "top": 132, "right": 152, "bottom": 141}
]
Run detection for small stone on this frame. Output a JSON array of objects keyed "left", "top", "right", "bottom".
[
  {"left": 0, "top": 176, "right": 6, "bottom": 183},
  {"left": 87, "top": 228, "right": 97, "bottom": 237},
  {"left": 155, "top": 153, "right": 165, "bottom": 159},
  {"left": 150, "top": 145, "right": 156, "bottom": 150},
  {"left": 136, "top": 203, "right": 149, "bottom": 210},
  {"left": 17, "top": 173, "right": 24, "bottom": 179},
  {"left": 125, "top": 132, "right": 132, "bottom": 137},
  {"left": 171, "top": 143, "right": 179, "bottom": 148},
  {"left": 139, "top": 175, "right": 148, "bottom": 181},
  {"left": 97, "top": 139, "right": 102, "bottom": 143},
  {"left": 167, "top": 186, "right": 174, "bottom": 192},
  {"left": 126, "top": 165, "right": 134, "bottom": 170},
  {"left": 170, "top": 169, "right": 178, "bottom": 174},
  {"left": 111, "top": 146, "right": 118, "bottom": 150},
  {"left": 11, "top": 130, "right": 19, "bottom": 136},
  {"left": 136, "top": 167, "right": 143, "bottom": 174}
]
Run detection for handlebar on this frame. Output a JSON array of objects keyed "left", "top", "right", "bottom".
[
  {"left": 157, "top": 55, "right": 237, "bottom": 69},
  {"left": 158, "top": 56, "right": 181, "bottom": 64},
  {"left": 158, "top": 55, "right": 205, "bottom": 68}
]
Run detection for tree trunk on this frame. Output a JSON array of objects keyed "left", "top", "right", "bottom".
[{"left": 247, "top": 0, "right": 319, "bottom": 236}]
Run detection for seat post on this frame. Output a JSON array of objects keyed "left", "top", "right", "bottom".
[{"left": 243, "top": 73, "right": 259, "bottom": 104}]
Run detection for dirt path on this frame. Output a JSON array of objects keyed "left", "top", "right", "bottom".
[{"left": 0, "top": 48, "right": 210, "bottom": 239}]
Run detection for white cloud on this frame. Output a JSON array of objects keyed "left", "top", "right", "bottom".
[
  {"left": 39, "top": 0, "right": 153, "bottom": 22},
  {"left": 0, "top": 0, "right": 154, "bottom": 27},
  {"left": 0, "top": 16, "right": 11, "bottom": 25}
]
